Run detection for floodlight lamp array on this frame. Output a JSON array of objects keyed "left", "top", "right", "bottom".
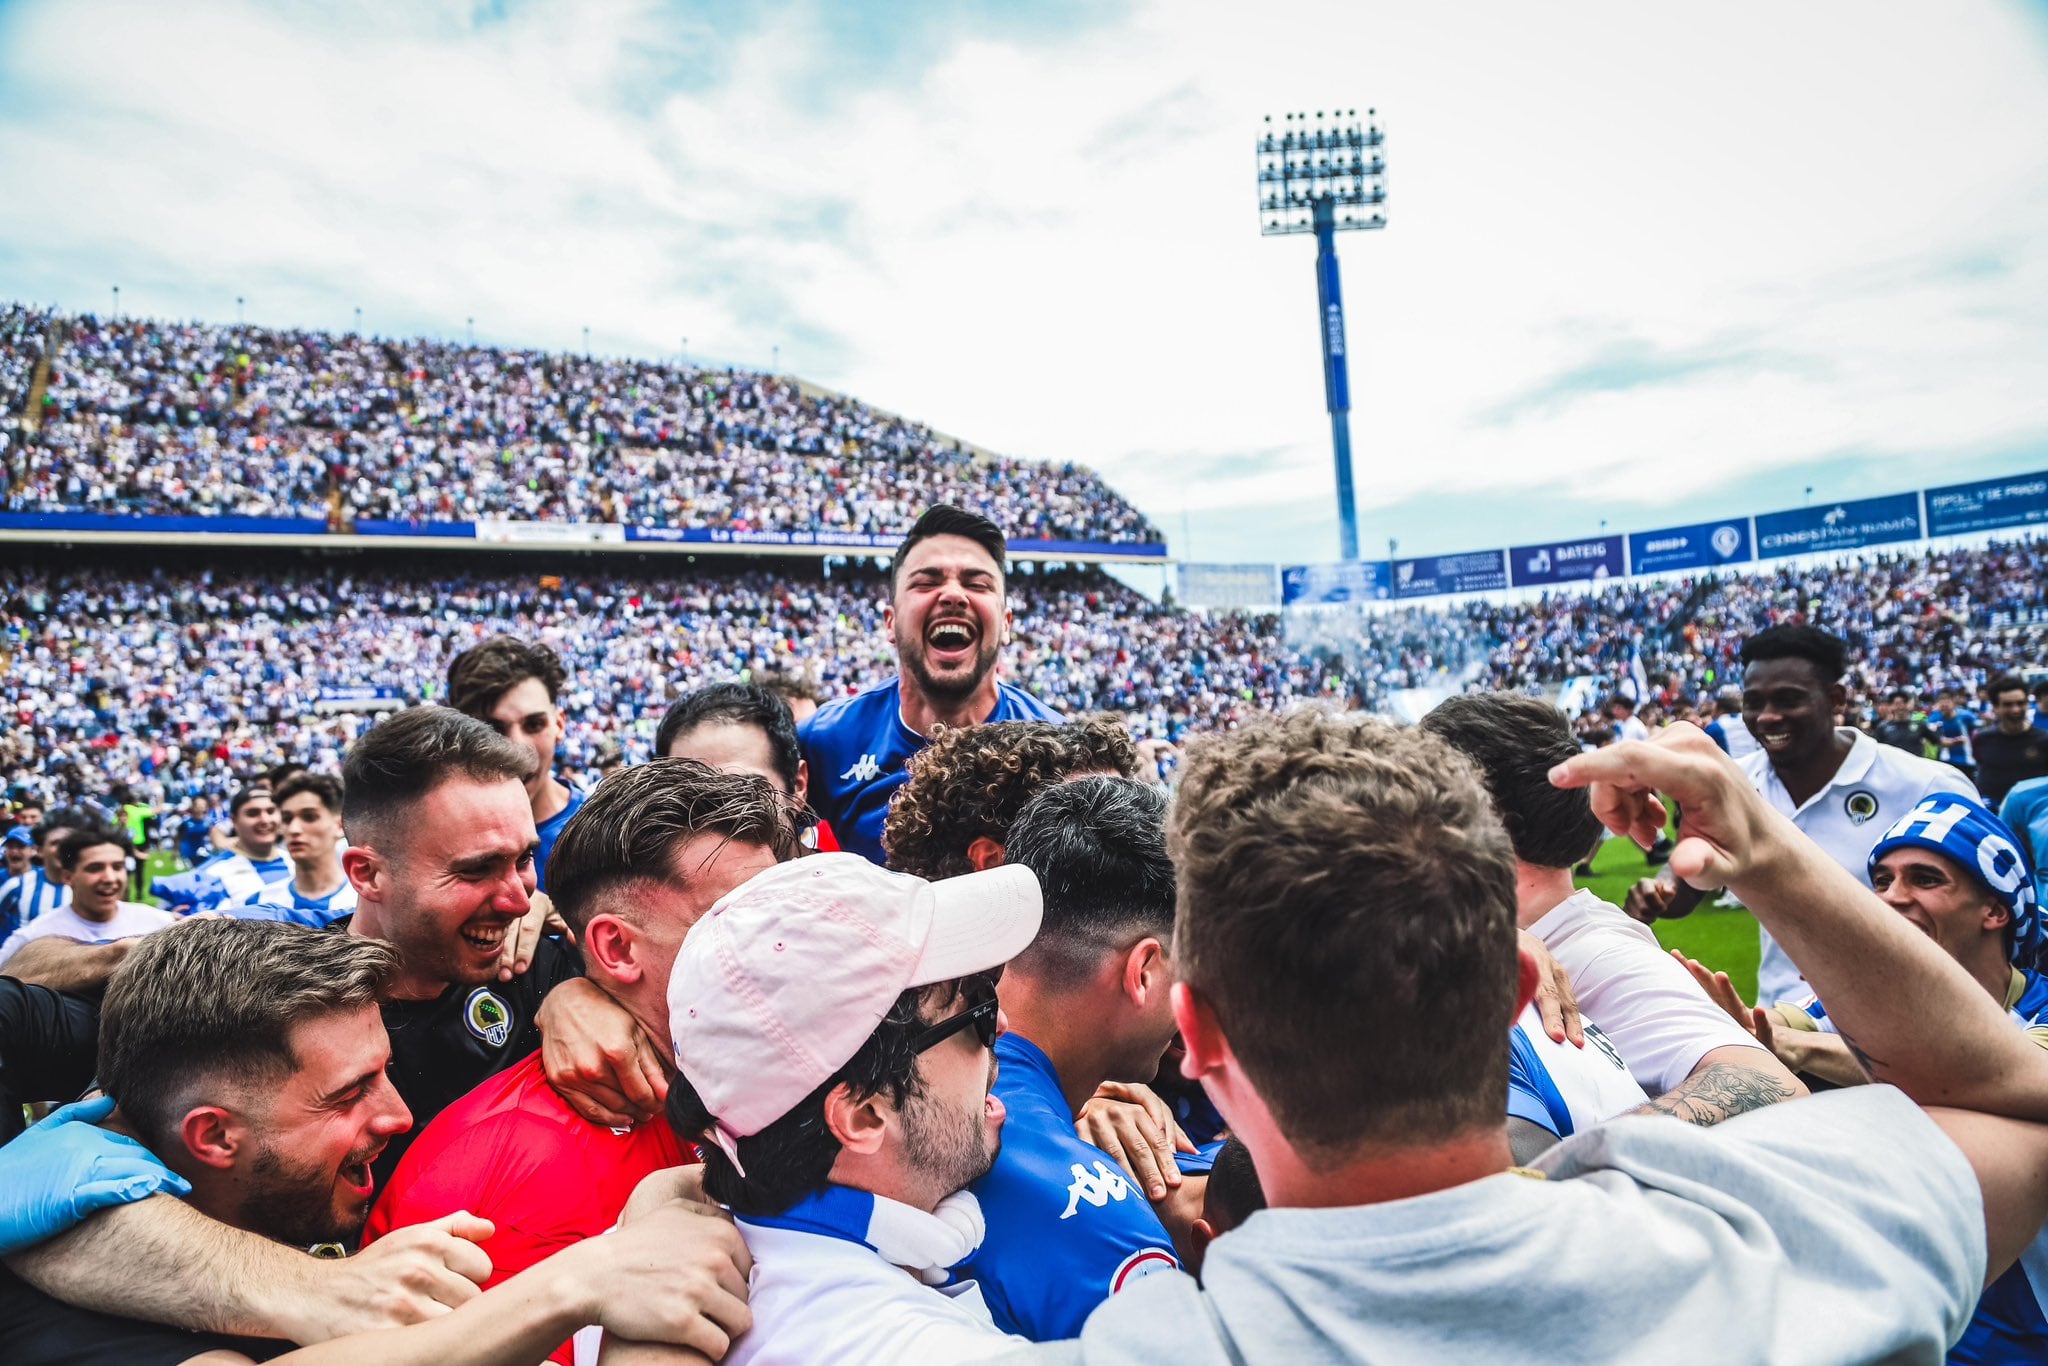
[{"left": 1256, "top": 109, "right": 1386, "bottom": 236}]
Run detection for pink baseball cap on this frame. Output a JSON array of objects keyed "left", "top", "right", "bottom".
[{"left": 668, "top": 852, "right": 1042, "bottom": 1164}]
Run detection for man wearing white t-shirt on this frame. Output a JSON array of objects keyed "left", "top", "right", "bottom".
[
  {"left": 1424, "top": 693, "right": 1804, "bottom": 1122},
  {"left": 0, "top": 827, "right": 174, "bottom": 970},
  {"left": 662, "top": 855, "right": 1044, "bottom": 1366}
]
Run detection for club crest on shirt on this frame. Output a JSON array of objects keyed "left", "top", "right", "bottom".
[
  {"left": 1844, "top": 790, "right": 1879, "bottom": 825},
  {"left": 465, "top": 987, "right": 513, "bottom": 1047}
]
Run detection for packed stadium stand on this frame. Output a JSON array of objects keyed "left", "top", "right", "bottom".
[
  {"left": 0, "top": 305, "right": 1160, "bottom": 544},
  {"left": 4, "top": 303, "right": 2046, "bottom": 814}
]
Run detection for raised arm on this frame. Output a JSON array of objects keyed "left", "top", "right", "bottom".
[{"left": 1555, "top": 729, "right": 2048, "bottom": 1277}]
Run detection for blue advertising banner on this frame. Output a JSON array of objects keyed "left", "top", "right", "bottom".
[
  {"left": 0, "top": 512, "right": 328, "bottom": 536},
  {"left": 1508, "top": 534, "right": 1625, "bottom": 588},
  {"left": 625, "top": 525, "right": 1168, "bottom": 560},
  {"left": 354, "top": 519, "right": 478, "bottom": 538},
  {"left": 1627, "top": 518, "right": 1754, "bottom": 577},
  {"left": 1924, "top": 471, "right": 2048, "bottom": 538},
  {"left": 1280, "top": 561, "right": 1392, "bottom": 605},
  {"left": 1754, "top": 492, "right": 1923, "bottom": 559},
  {"left": 1393, "top": 549, "right": 1508, "bottom": 598}
]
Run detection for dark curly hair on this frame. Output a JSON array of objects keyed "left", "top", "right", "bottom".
[{"left": 882, "top": 715, "right": 1139, "bottom": 879}]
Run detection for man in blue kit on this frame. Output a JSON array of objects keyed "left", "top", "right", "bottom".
[
  {"left": 801, "top": 506, "right": 1060, "bottom": 865},
  {"left": 447, "top": 635, "right": 586, "bottom": 891},
  {"left": 961, "top": 776, "right": 1184, "bottom": 1341}
]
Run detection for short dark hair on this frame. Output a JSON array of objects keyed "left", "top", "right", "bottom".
[
  {"left": 1421, "top": 693, "right": 1606, "bottom": 871},
  {"left": 888, "top": 505, "right": 1008, "bottom": 591},
  {"left": 99, "top": 919, "right": 396, "bottom": 1153},
  {"left": 446, "top": 635, "right": 568, "bottom": 716},
  {"left": 56, "top": 825, "right": 132, "bottom": 872},
  {"left": 1886, "top": 690, "right": 1911, "bottom": 704},
  {"left": 341, "top": 706, "right": 534, "bottom": 849},
  {"left": 884, "top": 716, "right": 1139, "bottom": 880},
  {"left": 1205, "top": 1136, "right": 1266, "bottom": 1232},
  {"left": 1170, "top": 710, "right": 1519, "bottom": 1157},
  {"left": 1988, "top": 674, "right": 2029, "bottom": 703},
  {"left": 1740, "top": 624, "right": 1848, "bottom": 685},
  {"left": 31, "top": 807, "right": 86, "bottom": 846},
  {"left": 759, "top": 670, "right": 823, "bottom": 707},
  {"left": 665, "top": 979, "right": 974, "bottom": 1216},
  {"left": 228, "top": 785, "right": 272, "bottom": 820},
  {"left": 1004, "top": 778, "right": 1175, "bottom": 986},
  {"left": 653, "top": 683, "right": 802, "bottom": 792},
  {"left": 544, "top": 759, "right": 802, "bottom": 941},
  {"left": 272, "top": 772, "right": 344, "bottom": 815}
]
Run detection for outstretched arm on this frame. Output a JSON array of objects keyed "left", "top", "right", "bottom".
[{"left": 1555, "top": 729, "right": 2048, "bottom": 1278}]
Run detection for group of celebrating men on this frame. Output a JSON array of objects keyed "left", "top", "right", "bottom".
[{"left": 3, "top": 504, "right": 2048, "bottom": 1363}]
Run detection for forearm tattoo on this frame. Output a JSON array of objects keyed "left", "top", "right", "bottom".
[{"left": 1634, "top": 1061, "right": 1799, "bottom": 1127}]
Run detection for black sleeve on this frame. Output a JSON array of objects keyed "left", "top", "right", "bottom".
[
  {"left": 0, "top": 1262, "right": 290, "bottom": 1365},
  {"left": 0, "top": 977, "right": 101, "bottom": 1116}
]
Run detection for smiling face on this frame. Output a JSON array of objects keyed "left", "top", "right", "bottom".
[
  {"left": 233, "top": 793, "right": 281, "bottom": 859},
  {"left": 886, "top": 534, "right": 1011, "bottom": 705},
  {"left": 3, "top": 843, "right": 27, "bottom": 878},
  {"left": 365, "top": 777, "right": 537, "bottom": 995},
  {"left": 1872, "top": 846, "right": 2006, "bottom": 965},
  {"left": 485, "top": 677, "right": 565, "bottom": 798},
  {"left": 1742, "top": 657, "right": 1844, "bottom": 770},
  {"left": 66, "top": 842, "right": 128, "bottom": 921},
  {"left": 230, "top": 1004, "right": 411, "bottom": 1245}
]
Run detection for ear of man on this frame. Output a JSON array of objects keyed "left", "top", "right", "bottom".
[
  {"left": 824, "top": 1083, "right": 891, "bottom": 1157},
  {"left": 179, "top": 1106, "right": 244, "bottom": 1171}
]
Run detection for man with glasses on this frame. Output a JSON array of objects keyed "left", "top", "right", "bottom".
[{"left": 662, "top": 853, "right": 1043, "bottom": 1364}]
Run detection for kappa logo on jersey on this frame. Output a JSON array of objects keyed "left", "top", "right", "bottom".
[
  {"left": 840, "top": 754, "right": 882, "bottom": 783},
  {"left": 464, "top": 987, "right": 513, "bottom": 1047},
  {"left": 1060, "top": 1160, "right": 1131, "bottom": 1220}
]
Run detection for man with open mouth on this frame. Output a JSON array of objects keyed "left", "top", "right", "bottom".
[{"left": 801, "top": 505, "right": 1062, "bottom": 865}]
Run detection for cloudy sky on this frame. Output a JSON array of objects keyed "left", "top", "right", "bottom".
[{"left": 2, "top": 0, "right": 2045, "bottom": 567}]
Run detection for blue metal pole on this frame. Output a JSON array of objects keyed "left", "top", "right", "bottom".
[{"left": 1312, "top": 199, "right": 1359, "bottom": 561}]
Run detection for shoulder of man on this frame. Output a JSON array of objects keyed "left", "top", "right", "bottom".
[
  {"left": 1536, "top": 1086, "right": 1983, "bottom": 1337},
  {"left": 968, "top": 1100, "right": 1178, "bottom": 1339},
  {"left": 996, "top": 682, "right": 1061, "bottom": 722}
]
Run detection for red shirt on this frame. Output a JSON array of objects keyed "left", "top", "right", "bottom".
[{"left": 365, "top": 1049, "right": 689, "bottom": 1364}]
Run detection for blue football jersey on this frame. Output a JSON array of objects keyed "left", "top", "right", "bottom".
[
  {"left": 961, "top": 1034, "right": 1179, "bottom": 1341},
  {"left": 533, "top": 786, "right": 587, "bottom": 892},
  {"left": 799, "top": 678, "right": 1061, "bottom": 865}
]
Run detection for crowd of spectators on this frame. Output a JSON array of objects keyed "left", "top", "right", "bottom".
[
  {"left": 0, "top": 559, "right": 1336, "bottom": 814},
  {"left": 8, "top": 535, "right": 2043, "bottom": 819},
  {"left": 0, "top": 307, "right": 1161, "bottom": 544}
]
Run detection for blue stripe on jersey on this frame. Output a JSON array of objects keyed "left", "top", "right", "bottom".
[{"left": 1507, "top": 1025, "right": 1574, "bottom": 1139}]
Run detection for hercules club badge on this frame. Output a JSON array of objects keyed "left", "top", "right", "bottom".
[
  {"left": 465, "top": 987, "right": 513, "bottom": 1046},
  {"left": 1844, "top": 791, "right": 1879, "bottom": 826}
]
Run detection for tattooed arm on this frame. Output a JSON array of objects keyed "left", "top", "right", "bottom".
[
  {"left": 1632, "top": 1047, "right": 1802, "bottom": 1126},
  {"left": 1555, "top": 729, "right": 2048, "bottom": 1279}
]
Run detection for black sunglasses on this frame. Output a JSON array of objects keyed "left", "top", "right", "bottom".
[{"left": 907, "top": 975, "right": 1000, "bottom": 1055}]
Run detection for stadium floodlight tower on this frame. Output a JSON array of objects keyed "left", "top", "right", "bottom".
[{"left": 1257, "top": 109, "right": 1385, "bottom": 562}]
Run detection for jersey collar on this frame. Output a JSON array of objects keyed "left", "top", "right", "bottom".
[{"left": 736, "top": 1183, "right": 988, "bottom": 1285}]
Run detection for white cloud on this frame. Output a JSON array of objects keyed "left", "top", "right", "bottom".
[{"left": 1, "top": 0, "right": 2044, "bottom": 562}]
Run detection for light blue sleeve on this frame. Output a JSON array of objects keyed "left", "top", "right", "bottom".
[{"left": 0, "top": 1095, "right": 193, "bottom": 1256}]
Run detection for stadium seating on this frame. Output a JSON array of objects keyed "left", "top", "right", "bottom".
[{"left": 0, "top": 307, "right": 1160, "bottom": 544}]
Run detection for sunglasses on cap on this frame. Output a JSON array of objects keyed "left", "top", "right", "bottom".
[{"left": 907, "top": 973, "right": 1000, "bottom": 1055}]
